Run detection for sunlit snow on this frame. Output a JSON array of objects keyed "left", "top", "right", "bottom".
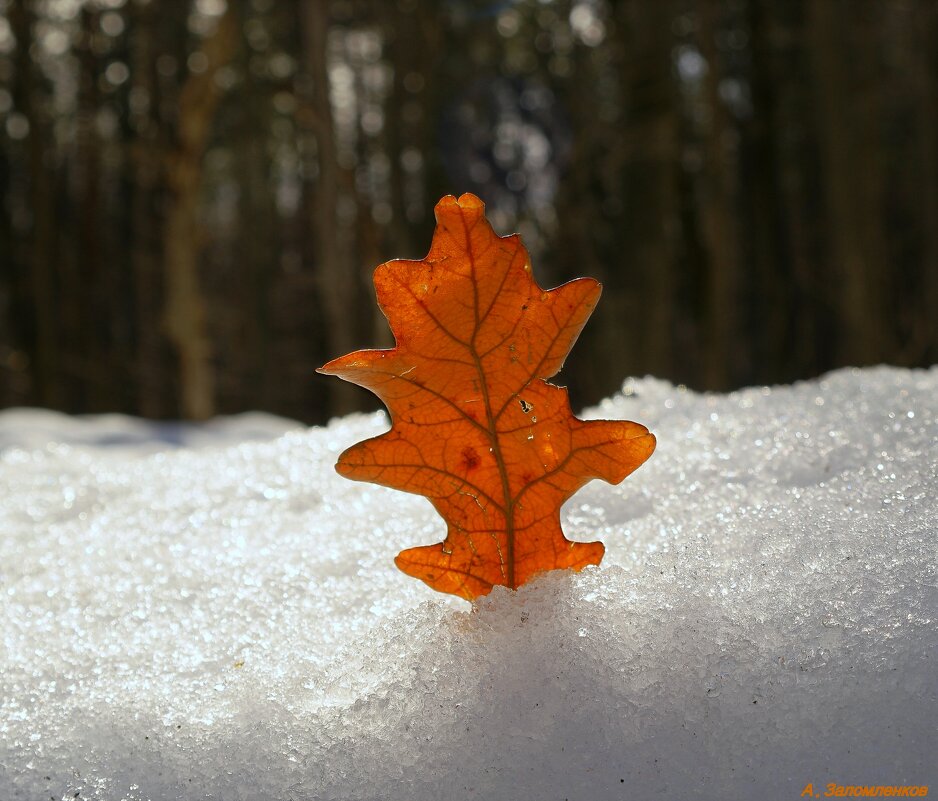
[{"left": 1, "top": 367, "right": 936, "bottom": 800}]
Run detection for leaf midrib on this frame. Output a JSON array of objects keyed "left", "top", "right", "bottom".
[{"left": 462, "top": 210, "right": 518, "bottom": 589}]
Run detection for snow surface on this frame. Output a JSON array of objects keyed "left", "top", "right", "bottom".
[
  {"left": 0, "top": 408, "right": 302, "bottom": 455},
  {"left": 1, "top": 366, "right": 936, "bottom": 800}
]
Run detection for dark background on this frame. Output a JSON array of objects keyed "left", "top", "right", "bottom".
[{"left": 1, "top": 0, "right": 936, "bottom": 423}]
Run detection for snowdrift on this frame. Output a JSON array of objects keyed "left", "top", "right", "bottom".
[{"left": 1, "top": 367, "right": 936, "bottom": 800}]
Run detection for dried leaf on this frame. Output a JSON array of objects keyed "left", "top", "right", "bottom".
[{"left": 318, "top": 193, "right": 655, "bottom": 600}]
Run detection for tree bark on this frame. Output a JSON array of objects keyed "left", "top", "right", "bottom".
[
  {"left": 619, "top": 0, "right": 681, "bottom": 380},
  {"left": 10, "top": 0, "right": 59, "bottom": 407},
  {"left": 809, "top": 0, "right": 890, "bottom": 366},
  {"left": 301, "top": 0, "right": 360, "bottom": 417},
  {"left": 129, "top": 0, "right": 168, "bottom": 417},
  {"left": 162, "top": 9, "right": 238, "bottom": 419},
  {"left": 699, "top": 1, "right": 741, "bottom": 390},
  {"left": 915, "top": 0, "right": 938, "bottom": 362}
]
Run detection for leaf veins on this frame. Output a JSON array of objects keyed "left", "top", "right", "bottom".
[{"left": 318, "top": 193, "right": 656, "bottom": 600}]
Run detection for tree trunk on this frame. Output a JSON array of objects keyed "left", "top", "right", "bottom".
[
  {"left": 915, "top": 0, "right": 938, "bottom": 362},
  {"left": 76, "top": 4, "right": 108, "bottom": 410},
  {"left": 301, "top": 0, "right": 360, "bottom": 417},
  {"left": 619, "top": 0, "right": 681, "bottom": 380},
  {"left": 129, "top": 0, "right": 168, "bottom": 417},
  {"left": 809, "top": 0, "right": 890, "bottom": 366},
  {"left": 699, "top": 1, "right": 741, "bottom": 390},
  {"left": 162, "top": 9, "right": 238, "bottom": 419},
  {"left": 10, "top": 0, "right": 59, "bottom": 407}
]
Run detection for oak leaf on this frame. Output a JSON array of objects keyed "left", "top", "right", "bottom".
[{"left": 318, "top": 193, "right": 655, "bottom": 600}]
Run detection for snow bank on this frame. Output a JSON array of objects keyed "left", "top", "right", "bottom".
[
  {"left": 1, "top": 367, "right": 936, "bottom": 800},
  {"left": 0, "top": 408, "right": 301, "bottom": 455}
]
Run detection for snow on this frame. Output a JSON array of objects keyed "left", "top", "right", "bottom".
[
  {"left": 0, "top": 408, "right": 302, "bottom": 455},
  {"left": 1, "top": 366, "right": 936, "bottom": 800}
]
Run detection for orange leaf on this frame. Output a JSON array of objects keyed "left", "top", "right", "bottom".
[{"left": 318, "top": 193, "right": 656, "bottom": 600}]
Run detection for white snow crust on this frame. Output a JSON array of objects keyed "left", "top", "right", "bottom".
[{"left": 1, "top": 367, "right": 936, "bottom": 800}]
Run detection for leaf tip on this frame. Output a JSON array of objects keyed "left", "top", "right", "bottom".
[
  {"left": 455, "top": 191, "right": 484, "bottom": 210},
  {"left": 435, "top": 192, "right": 485, "bottom": 224},
  {"left": 638, "top": 430, "right": 657, "bottom": 461},
  {"left": 317, "top": 355, "right": 341, "bottom": 375}
]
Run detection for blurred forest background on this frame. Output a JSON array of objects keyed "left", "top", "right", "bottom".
[{"left": 1, "top": 0, "right": 936, "bottom": 423}]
